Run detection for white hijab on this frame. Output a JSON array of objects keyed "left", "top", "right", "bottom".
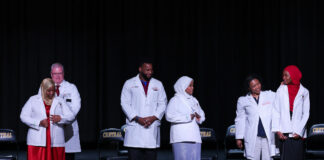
[{"left": 174, "top": 76, "right": 198, "bottom": 111}]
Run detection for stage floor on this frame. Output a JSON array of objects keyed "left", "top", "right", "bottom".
[
  {"left": 3, "top": 149, "right": 221, "bottom": 160},
  {"left": 2, "top": 149, "right": 323, "bottom": 160}
]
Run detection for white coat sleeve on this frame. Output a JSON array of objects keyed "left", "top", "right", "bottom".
[
  {"left": 57, "top": 100, "right": 75, "bottom": 124},
  {"left": 121, "top": 81, "right": 137, "bottom": 121},
  {"left": 235, "top": 97, "right": 246, "bottom": 139},
  {"left": 195, "top": 100, "right": 205, "bottom": 124},
  {"left": 295, "top": 91, "right": 310, "bottom": 136},
  {"left": 153, "top": 84, "right": 167, "bottom": 120},
  {"left": 68, "top": 84, "right": 81, "bottom": 118},
  {"left": 165, "top": 98, "right": 192, "bottom": 123},
  {"left": 20, "top": 97, "right": 41, "bottom": 130},
  {"left": 271, "top": 90, "right": 281, "bottom": 132}
]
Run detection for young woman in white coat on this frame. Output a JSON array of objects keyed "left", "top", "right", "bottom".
[
  {"left": 235, "top": 75, "right": 276, "bottom": 160},
  {"left": 166, "top": 76, "right": 205, "bottom": 160},
  {"left": 272, "top": 65, "right": 309, "bottom": 160},
  {"left": 20, "top": 78, "right": 74, "bottom": 160}
]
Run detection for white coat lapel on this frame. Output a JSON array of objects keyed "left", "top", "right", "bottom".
[
  {"left": 247, "top": 93, "right": 261, "bottom": 116},
  {"left": 135, "top": 75, "right": 146, "bottom": 96},
  {"left": 247, "top": 94, "right": 257, "bottom": 106},
  {"left": 258, "top": 92, "right": 266, "bottom": 115},
  {"left": 292, "top": 84, "right": 304, "bottom": 111},
  {"left": 60, "top": 81, "right": 71, "bottom": 98},
  {"left": 282, "top": 85, "right": 290, "bottom": 112},
  {"left": 58, "top": 81, "right": 65, "bottom": 95},
  {"left": 50, "top": 98, "right": 59, "bottom": 116},
  {"left": 147, "top": 79, "right": 155, "bottom": 98},
  {"left": 37, "top": 96, "right": 47, "bottom": 118}
]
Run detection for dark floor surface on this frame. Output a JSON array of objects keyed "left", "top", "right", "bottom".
[{"left": 1, "top": 149, "right": 324, "bottom": 160}]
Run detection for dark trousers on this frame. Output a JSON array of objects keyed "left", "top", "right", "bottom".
[
  {"left": 127, "top": 147, "right": 157, "bottom": 160},
  {"left": 65, "top": 153, "right": 75, "bottom": 160},
  {"left": 279, "top": 134, "right": 305, "bottom": 160}
]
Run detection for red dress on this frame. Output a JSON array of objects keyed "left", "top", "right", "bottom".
[{"left": 27, "top": 101, "right": 65, "bottom": 160}]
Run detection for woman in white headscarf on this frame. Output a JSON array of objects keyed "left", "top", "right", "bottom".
[{"left": 166, "top": 76, "right": 205, "bottom": 160}]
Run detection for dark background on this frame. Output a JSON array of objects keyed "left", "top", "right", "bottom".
[{"left": 1, "top": 0, "right": 323, "bottom": 148}]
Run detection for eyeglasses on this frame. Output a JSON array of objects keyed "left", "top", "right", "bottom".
[{"left": 51, "top": 72, "right": 63, "bottom": 76}]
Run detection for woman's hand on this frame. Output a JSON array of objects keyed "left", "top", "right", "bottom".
[
  {"left": 190, "top": 114, "right": 196, "bottom": 120},
  {"left": 236, "top": 139, "right": 244, "bottom": 149},
  {"left": 195, "top": 112, "right": 201, "bottom": 122},
  {"left": 50, "top": 115, "right": 62, "bottom": 123},
  {"left": 277, "top": 131, "right": 287, "bottom": 140},
  {"left": 39, "top": 119, "right": 48, "bottom": 128}
]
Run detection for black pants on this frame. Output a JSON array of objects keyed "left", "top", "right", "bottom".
[
  {"left": 278, "top": 135, "right": 305, "bottom": 160},
  {"left": 65, "top": 153, "right": 75, "bottom": 160},
  {"left": 127, "top": 147, "right": 157, "bottom": 160}
]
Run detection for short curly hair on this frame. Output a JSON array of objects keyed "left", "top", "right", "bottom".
[{"left": 244, "top": 74, "right": 263, "bottom": 93}]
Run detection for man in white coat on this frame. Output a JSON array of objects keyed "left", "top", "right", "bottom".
[
  {"left": 121, "top": 60, "right": 167, "bottom": 160},
  {"left": 50, "top": 63, "right": 81, "bottom": 160},
  {"left": 235, "top": 75, "right": 276, "bottom": 160}
]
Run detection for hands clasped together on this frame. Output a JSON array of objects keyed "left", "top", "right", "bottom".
[
  {"left": 276, "top": 131, "right": 300, "bottom": 140},
  {"left": 190, "top": 112, "right": 201, "bottom": 122},
  {"left": 136, "top": 116, "right": 158, "bottom": 128}
]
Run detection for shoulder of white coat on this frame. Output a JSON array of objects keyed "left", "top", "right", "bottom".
[
  {"left": 63, "top": 81, "right": 78, "bottom": 89},
  {"left": 262, "top": 90, "right": 275, "bottom": 96},
  {"left": 276, "top": 84, "right": 285, "bottom": 92},
  {"left": 300, "top": 84, "right": 309, "bottom": 94},
  {"left": 151, "top": 78, "right": 163, "bottom": 86},
  {"left": 123, "top": 76, "right": 137, "bottom": 86},
  {"left": 29, "top": 95, "right": 41, "bottom": 101},
  {"left": 192, "top": 97, "right": 200, "bottom": 104},
  {"left": 167, "top": 96, "right": 178, "bottom": 105},
  {"left": 237, "top": 95, "right": 248, "bottom": 104}
]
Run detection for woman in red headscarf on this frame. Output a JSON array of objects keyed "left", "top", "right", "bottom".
[{"left": 272, "top": 65, "right": 310, "bottom": 160}]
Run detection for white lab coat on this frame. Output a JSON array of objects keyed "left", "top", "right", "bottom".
[
  {"left": 20, "top": 95, "right": 74, "bottom": 147},
  {"left": 166, "top": 94, "right": 205, "bottom": 143},
  {"left": 272, "top": 84, "right": 310, "bottom": 138},
  {"left": 235, "top": 90, "right": 276, "bottom": 159},
  {"left": 58, "top": 80, "right": 81, "bottom": 152},
  {"left": 121, "top": 74, "right": 167, "bottom": 148},
  {"left": 37, "top": 80, "right": 81, "bottom": 152}
]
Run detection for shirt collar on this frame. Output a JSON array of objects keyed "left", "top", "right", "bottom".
[{"left": 56, "top": 80, "right": 66, "bottom": 87}]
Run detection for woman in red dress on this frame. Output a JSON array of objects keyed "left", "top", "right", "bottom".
[{"left": 20, "top": 78, "right": 74, "bottom": 160}]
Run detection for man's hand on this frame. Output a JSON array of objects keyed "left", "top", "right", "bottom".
[
  {"left": 40, "top": 119, "right": 49, "bottom": 128},
  {"left": 137, "top": 117, "right": 146, "bottom": 126},
  {"left": 293, "top": 133, "right": 301, "bottom": 139},
  {"left": 277, "top": 131, "right": 287, "bottom": 140},
  {"left": 50, "top": 115, "right": 62, "bottom": 123},
  {"left": 236, "top": 139, "right": 243, "bottom": 149},
  {"left": 143, "top": 116, "right": 158, "bottom": 128}
]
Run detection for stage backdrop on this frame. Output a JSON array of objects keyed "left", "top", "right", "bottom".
[{"left": 1, "top": 0, "right": 324, "bottom": 147}]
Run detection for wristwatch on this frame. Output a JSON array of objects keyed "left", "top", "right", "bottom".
[{"left": 134, "top": 116, "right": 139, "bottom": 122}]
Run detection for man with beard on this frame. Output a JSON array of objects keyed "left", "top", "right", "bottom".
[{"left": 120, "top": 60, "right": 167, "bottom": 160}]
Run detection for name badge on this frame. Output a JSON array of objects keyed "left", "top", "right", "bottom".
[{"left": 262, "top": 101, "right": 271, "bottom": 106}]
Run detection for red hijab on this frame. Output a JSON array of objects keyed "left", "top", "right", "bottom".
[{"left": 284, "top": 65, "right": 302, "bottom": 112}]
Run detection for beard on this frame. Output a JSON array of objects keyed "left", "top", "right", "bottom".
[{"left": 140, "top": 72, "right": 151, "bottom": 81}]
